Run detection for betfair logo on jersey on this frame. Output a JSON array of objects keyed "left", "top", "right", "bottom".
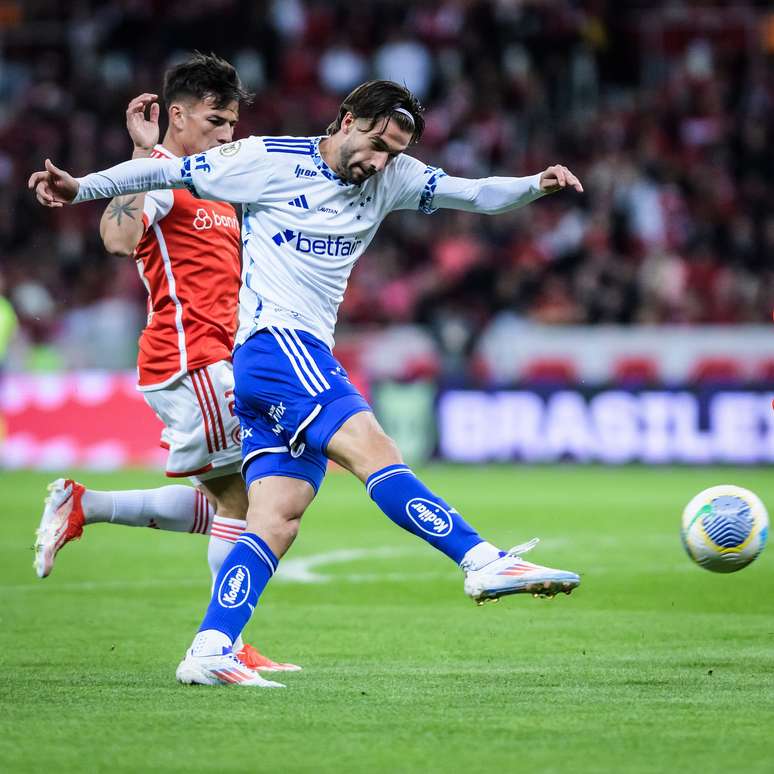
[
  {"left": 271, "top": 229, "right": 362, "bottom": 256},
  {"left": 193, "top": 208, "right": 239, "bottom": 231}
]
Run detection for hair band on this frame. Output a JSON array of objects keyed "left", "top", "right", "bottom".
[{"left": 391, "top": 106, "right": 415, "bottom": 125}]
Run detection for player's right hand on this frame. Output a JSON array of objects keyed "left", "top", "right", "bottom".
[
  {"left": 127, "top": 92, "right": 160, "bottom": 155},
  {"left": 28, "top": 159, "right": 79, "bottom": 207}
]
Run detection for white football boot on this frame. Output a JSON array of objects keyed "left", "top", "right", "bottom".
[
  {"left": 176, "top": 648, "right": 286, "bottom": 687},
  {"left": 463, "top": 538, "right": 580, "bottom": 605},
  {"left": 34, "top": 478, "right": 86, "bottom": 579}
]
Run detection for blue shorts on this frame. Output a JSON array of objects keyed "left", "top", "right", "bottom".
[{"left": 233, "top": 326, "right": 371, "bottom": 493}]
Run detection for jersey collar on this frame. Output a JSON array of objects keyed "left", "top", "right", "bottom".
[{"left": 311, "top": 136, "right": 354, "bottom": 187}]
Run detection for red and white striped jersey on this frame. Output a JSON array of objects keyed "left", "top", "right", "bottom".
[{"left": 134, "top": 145, "right": 241, "bottom": 390}]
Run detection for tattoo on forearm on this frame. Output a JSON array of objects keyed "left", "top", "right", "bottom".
[{"left": 107, "top": 196, "right": 139, "bottom": 225}]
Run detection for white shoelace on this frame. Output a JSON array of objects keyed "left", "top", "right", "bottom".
[{"left": 505, "top": 537, "right": 540, "bottom": 558}]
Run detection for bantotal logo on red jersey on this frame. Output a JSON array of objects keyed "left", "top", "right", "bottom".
[{"left": 193, "top": 207, "right": 239, "bottom": 232}]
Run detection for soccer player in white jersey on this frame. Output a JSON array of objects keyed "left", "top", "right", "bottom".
[
  {"left": 32, "top": 53, "right": 298, "bottom": 677},
  {"left": 31, "top": 80, "right": 584, "bottom": 687}
]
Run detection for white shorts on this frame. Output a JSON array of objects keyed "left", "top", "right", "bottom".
[{"left": 143, "top": 360, "right": 242, "bottom": 485}]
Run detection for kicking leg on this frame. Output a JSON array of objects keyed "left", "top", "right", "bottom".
[
  {"left": 326, "top": 411, "right": 580, "bottom": 602},
  {"left": 326, "top": 411, "right": 498, "bottom": 565}
]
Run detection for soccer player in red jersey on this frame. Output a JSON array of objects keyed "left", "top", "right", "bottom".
[{"left": 33, "top": 53, "right": 299, "bottom": 673}]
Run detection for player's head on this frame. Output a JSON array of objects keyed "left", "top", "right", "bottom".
[
  {"left": 325, "top": 80, "right": 424, "bottom": 184},
  {"left": 163, "top": 52, "right": 254, "bottom": 155}
]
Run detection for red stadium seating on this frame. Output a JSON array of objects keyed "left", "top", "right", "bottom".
[
  {"left": 521, "top": 358, "right": 578, "bottom": 385},
  {"left": 689, "top": 357, "right": 745, "bottom": 384},
  {"left": 613, "top": 356, "right": 661, "bottom": 385}
]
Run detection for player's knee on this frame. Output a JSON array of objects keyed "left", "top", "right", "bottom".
[
  {"left": 328, "top": 414, "right": 403, "bottom": 480},
  {"left": 277, "top": 512, "right": 302, "bottom": 545},
  {"left": 213, "top": 492, "right": 248, "bottom": 521},
  {"left": 372, "top": 429, "right": 402, "bottom": 464},
  {"left": 199, "top": 476, "right": 248, "bottom": 521},
  {"left": 352, "top": 427, "right": 403, "bottom": 480},
  {"left": 245, "top": 503, "right": 303, "bottom": 554}
]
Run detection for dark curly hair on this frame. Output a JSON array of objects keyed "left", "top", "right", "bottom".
[
  {"left": 327, "top": 80, "right": 424, "bottom": 143},
  {"left": 163, "top": 52, "right": 254, "bottom": 110}
]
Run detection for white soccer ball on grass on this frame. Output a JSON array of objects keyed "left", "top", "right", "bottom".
[{"left": 681, "top": 485, "right": 768, "bottom": 573}]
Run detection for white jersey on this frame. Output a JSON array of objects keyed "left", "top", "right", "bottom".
[
  {"left": 73, "top": 138, "right": 547, "bottom": 347},
  {"left": 181, "top": 135, "right": 445, "bottom": 348}
]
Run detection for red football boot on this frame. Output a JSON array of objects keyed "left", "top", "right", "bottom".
[{"left": 236, "top": 643, "right": 302, "bottom": 672}]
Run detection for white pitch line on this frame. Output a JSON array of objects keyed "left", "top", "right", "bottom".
[{"left": 275, "top": 546, "right": 420, "bottom": 583}]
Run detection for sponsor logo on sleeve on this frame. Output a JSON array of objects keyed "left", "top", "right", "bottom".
[
  {"left": 405, "top": 498, "right": 453, "bottom": 537},
  {"left": 193, "top": 153, "right": 211, "bottom": 173}
]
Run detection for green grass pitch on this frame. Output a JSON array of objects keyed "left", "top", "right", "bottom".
[{"left": 2, "top": 465, "right": 773, "bottom": 773}]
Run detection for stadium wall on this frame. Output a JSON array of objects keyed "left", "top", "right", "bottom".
[{"left": 2, "top": 324, "right": 772, "bottom": 470}]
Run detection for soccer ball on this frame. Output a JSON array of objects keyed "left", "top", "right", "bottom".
[{"left": 681, "top": 485, "right": 768, "bottom": 573}]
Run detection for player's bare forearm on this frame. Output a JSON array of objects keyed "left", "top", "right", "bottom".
[{"left": 100, "top": 194, "right": 145, "bottom": 256}]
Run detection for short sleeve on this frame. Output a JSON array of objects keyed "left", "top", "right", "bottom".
[
  {"left": 141, "top": 190, "right": 174, "bottom": 230},
  {"left": 387, "top": 154, "right": 447, "bottom": 214},
  {"left": 181, "top": 137, "right": 273, "bottom": 204}
]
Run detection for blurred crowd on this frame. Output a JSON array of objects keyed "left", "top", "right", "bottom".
[{"left": 1, "top": 0, "right": 773, "bottom": 369}]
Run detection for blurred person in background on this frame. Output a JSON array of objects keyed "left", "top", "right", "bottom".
[
  {"left": 5, "top": 2, "right": 773, "bottom": 362},
  {"left": 0, "top": 271, "right": 19, "bottom": 450}
]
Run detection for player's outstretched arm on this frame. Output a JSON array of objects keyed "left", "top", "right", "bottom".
[
  {"left": 29, "top": 155, "right": 184, "bottom": 207},
  {"left": 432, "top": 164, "right": 583, "bottom": 215}
]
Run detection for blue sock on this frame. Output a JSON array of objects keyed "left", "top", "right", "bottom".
[
  {"left": 197, "top": 533, "right": 278, "bottom": 645},
  {"left": 366, "top": 464, "right": 484, "bottom": 564}
]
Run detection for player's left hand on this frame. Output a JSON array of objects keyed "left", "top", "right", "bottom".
[
  {"left": 126, "top": 92, "right": 160, "bottom": 155},
  {"left": 539, "top": 165, "right": 583, "bottom": 194}
]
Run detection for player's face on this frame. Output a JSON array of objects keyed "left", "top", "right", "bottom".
[
  {"left": 174, "top": 96, "right": 239, "bottom": 155},
  {"left": 337, "top": 116, "right": 412, "bottom": 184}
]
